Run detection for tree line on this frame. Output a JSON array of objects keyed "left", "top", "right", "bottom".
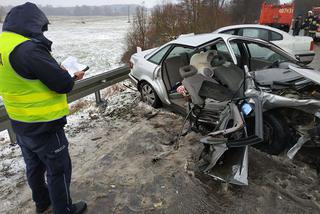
[
  {"left": 121, "top": 0, "right": 320, "bottom": 62},
  {"left": 0, "top": 4, "right": 138, "bottom": 18}
]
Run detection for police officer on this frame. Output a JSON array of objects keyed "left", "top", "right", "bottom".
[
  {"left": 303, "top": 11, "right": 315, "bottom": 36},
  {"left": 0, "top": 3, "right": 87, "bottom": 214}
]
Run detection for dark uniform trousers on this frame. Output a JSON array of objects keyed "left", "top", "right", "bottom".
[{"left": 16, "top": 128, "right": 73, "bottom": 214}]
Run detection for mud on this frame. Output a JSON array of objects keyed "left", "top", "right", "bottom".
[{"left": 0, "top": 88, "right": 319, "bottom": 214}]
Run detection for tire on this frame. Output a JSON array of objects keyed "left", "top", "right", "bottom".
[
  {"left": 253, "top": 112, "right": 291, "bottom": 155},
  {"left": 139, "top": 82, "right": 162, "bottom": 108}
]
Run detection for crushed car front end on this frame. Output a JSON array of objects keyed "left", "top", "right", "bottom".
[{"left": 245, "top": 64, "right": 320, "bottom": 159}]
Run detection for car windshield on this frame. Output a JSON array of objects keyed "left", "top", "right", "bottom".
[{"left": 230, "top": 39, "right": 302, "bottom": 71}]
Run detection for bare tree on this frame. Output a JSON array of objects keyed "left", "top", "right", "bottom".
[
  {"left": 230, "top": 0, "right": 266, "bottom": 24},
  {"left": 122, "top": 0, "right": 234, "bottom": 63},
  {"left": 121, "top": 6, "right": 148, "bottom": 63},
  {"left": 294, "top": 0, "right": 320, "bottom": 16}
]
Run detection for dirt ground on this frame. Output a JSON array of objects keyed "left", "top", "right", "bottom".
[{"left": 1, "top": 87, "right": 320, "bottom": 214}]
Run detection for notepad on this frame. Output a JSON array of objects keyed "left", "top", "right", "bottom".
[{"left": 61, "top": 56, "right": 89, "bottom": 76}]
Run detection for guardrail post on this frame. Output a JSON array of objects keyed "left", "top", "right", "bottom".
[
  {"left": 1, "top": 120, "right": 16, "bottom": 144},
  {"left": 95, "top": 90, "right": 103, "bottom": 105},
  {"left": 7, "top": 125, "right": 16, "bottom": 144}
]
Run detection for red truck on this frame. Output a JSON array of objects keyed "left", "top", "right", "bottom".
[{"left": 259, "top": 2, "right": 295, "bottom": 32}]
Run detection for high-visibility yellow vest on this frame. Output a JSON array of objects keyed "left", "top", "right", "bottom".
[{"left": 0, "top": 31, "right": 69, "bottom": 123}]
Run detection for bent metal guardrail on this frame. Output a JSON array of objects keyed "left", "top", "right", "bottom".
[{"left": 0, "top": 66, "right": 130, "bottom": 143}]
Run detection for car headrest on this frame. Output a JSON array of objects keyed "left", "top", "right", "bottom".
[
  {"left": 210, "top": 54, "right": 226, "bottom": 67},
  {"left": 190, "top": 50, "right": 217, "bottom": 66},
  {"left": 206, "top": 50, "right": 217, "bottom": 62},
  {"left": 179, "top": 65, "right": 198, "bottom": 78},
  {"left": 180, "top": 52, "right": 190, "bottom": 65}
]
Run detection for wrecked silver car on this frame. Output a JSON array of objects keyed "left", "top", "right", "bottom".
[{"left": 129, "top": 34, "right": 320, "bottom": 185}]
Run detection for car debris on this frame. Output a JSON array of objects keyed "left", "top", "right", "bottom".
[{"left": 143, "top": 111, "right": 159, "bottom": 120}]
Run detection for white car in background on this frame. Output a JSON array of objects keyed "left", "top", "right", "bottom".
[{"left": 214, "top": 24, "right": 315, "bottom": 64}]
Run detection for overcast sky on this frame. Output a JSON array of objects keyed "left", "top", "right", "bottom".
[{"left": 1, "top": 0, "right": 292, "bottom": 8}]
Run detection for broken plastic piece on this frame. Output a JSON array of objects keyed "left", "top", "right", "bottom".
[{"left": 287, "top": 135, "right": 310, "bottom": 159}]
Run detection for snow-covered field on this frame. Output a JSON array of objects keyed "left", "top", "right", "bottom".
[
  {"left": 45, "top": 16, "right": 130, "bottom": 77},
  {"left": 0, "top": 16, "right": 130, "bottom": 141},
  {"left": 0, "top": 16, "right": 130, "bottom": 77}
]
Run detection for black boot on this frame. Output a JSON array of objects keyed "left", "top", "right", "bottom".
[
  {"left": 36, "top": 201, "right": 51, "bottom": 213},
  {"left": 71, "top": 201, "right": 87, "bottom": 214}
]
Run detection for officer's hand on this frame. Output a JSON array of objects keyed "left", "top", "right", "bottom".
[{"left": 74, "top": 71, "right": 85, "bottom": 81}]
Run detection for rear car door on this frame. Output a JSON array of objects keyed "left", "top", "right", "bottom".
[
  {"left": 160, "top": 45, "right": 195, "bottom": 91},
  {"left": 268, "top": 30, "right": 293, "bottom": 54},
  {"left": 147, "top": 45, "right": 172, "bottom": 79}
]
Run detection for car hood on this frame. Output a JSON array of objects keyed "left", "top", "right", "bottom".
[{"left": 289, "top": 65, "right": 320, "bottom": 85}]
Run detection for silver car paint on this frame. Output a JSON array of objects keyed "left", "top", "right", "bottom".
[{"left": 130, "top": 37, "right": 238, "bottom": 106}]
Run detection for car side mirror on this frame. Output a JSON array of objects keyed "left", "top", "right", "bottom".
[{"left": 295, "top": 55, "right": 312, "bottom": 65}]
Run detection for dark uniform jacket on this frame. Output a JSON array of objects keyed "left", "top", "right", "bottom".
[
  {"left": 303, "top": 15, "right": 315, "bottom": 30},
  {"left": 2, "top": 3, "right": 75, "bottom": 136}
]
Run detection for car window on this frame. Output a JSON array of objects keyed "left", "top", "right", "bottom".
[
  {"left": 246, "top": 43, "right": 287, "bottom": 70},
  {"left": 166, "top": 46, "right": 194, "bottom": 59},
  {"left": 210, "top": 40, "right": 235, "bottom": 64},
  {"left": 148, "top": 45, "right": 171, "bottom": 65},
  {"left": 270, "top": 31, "right": 283, "bottom": 41},
  {"left": 221, "top": 29, "right": 236, "bottom": 35},
  {"left": 241, "top": 28, "right": 269, "bottom": 41}
]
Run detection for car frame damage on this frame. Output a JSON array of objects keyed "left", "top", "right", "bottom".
[
  {"left": 197, "top": 64, "right": 320, "bottom": 185},
  {"left": 129, "top": 34, "right": 320, "bottom": 186}
]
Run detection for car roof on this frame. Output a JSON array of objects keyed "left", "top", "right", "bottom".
[
  {"left": 168, "top": 33, "right": 235, "bottom": 47},
  {"left": 215, "top": 24, "right": 288, "bottom": 35}
]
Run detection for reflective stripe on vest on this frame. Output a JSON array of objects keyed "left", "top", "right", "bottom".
[{"left": 0, "top": 32, "right": 69, "bottom": 122}]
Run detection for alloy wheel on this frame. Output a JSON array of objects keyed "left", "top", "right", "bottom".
[{"left": 141, "top": 84, "right": 156, "bottom": 106}]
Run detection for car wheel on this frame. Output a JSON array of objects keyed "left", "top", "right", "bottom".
[
  {"left": 140, "top": 82, "right": 162, "bottom": 108},
  {"left": 254, "top": 112, "right": 291, "bottom": 155}
]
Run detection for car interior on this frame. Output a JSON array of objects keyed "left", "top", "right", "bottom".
[
  {"left": 160, "top": 38, "right": 298, "bottom": 127},
  {"left": 161, "top": 40, "right": 245, "bottom": 112}
]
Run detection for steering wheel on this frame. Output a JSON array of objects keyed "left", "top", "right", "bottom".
[{"left": 267, "top": 60, "right": 280, "bottom": 69}]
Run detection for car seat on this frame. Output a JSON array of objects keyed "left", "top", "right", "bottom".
[
  {"left": 179, "top": 65, "right": 231, "bottom": 127},
  {"left": 190, "top": 50, "right": 216, "bottom": 77},
  {"left": 210, "top": 54, "right": 245, "bottom": 98}
]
